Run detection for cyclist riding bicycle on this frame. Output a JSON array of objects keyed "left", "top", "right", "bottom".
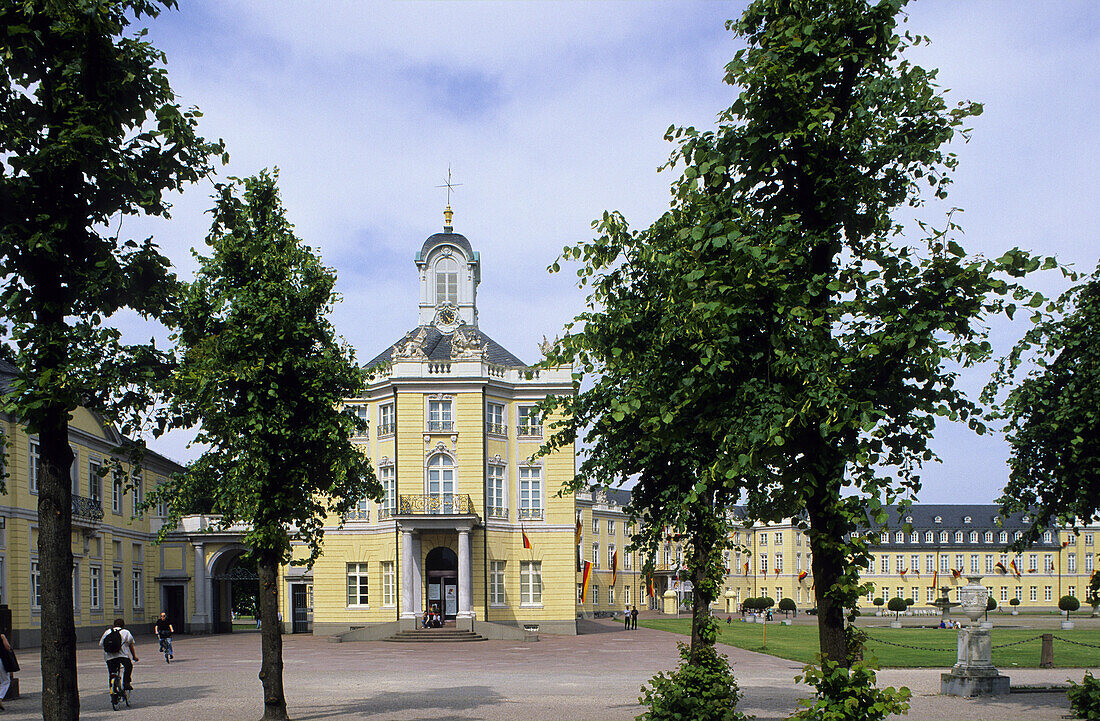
[
  {"left": 154, "top": 611, "right": 174, "bottom": 661},
  {"left": 99, "top": 618, "right": 139, "bottom": 693}
]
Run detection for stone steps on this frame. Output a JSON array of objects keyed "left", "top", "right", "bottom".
[{"left": 384, "top": 627, "right": 486, "bottom": 643}]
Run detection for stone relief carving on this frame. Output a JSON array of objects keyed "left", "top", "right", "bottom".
[
  {"left": 450, "top": 328, "right": 486, "bottom": 361},
  {"left": 393, "top": 328, "right": 429, "bottom": 360}
]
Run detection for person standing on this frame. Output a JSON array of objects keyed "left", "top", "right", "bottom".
[
  {"left": 154, "top": 611, "right": 174, "bottom": 660},
  {"left": 624, "top": 604, "right": 631, "bottom": 630},
  {"left": 0, "top": 631, "right": 16, "bottom": 709},
  {"left": 630, "top": 605, "right": 638, "bottom": 630},
  {"left": 99, "top": 618, "right": 139, "bottom": 692}
]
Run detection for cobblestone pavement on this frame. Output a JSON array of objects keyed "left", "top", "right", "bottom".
[{"left": 0, "top": 619, "right": 1087, "bottom": 720}]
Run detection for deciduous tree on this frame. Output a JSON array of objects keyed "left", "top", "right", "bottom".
[
  {"left": 0, "top": 2, "right": 221, "bottom": 718},
  {"left": 150, "top": 171, "right": 379, "bottom": 721}
]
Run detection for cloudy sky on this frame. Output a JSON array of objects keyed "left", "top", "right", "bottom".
[{"left": 121, "top": 1, "right": 1098, "bottom": 505}]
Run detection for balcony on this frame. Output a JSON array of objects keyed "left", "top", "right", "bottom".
[
  {"left": 518, "top": 507, "right": 544, "bottom": 521},
  {"left": 487, "top": 506, "right": 508, "bottom": 520},
  {"left": 486, "top": 423, "right": 507, "bottom": 437},
  {"left": 426, "top": 420, "right": 454, "bottom": 433},
  {"left": 377, "top": 423, "right": 395, "bottom": 437},
  {"left": 517, "top": 425, "right": 542, "bottom": 439},
  {"left": 73, "top": 495, "right": 104, "bottom": 526},
  {"left": 398, "top": 494, "right": 475, "bottom": 516}
]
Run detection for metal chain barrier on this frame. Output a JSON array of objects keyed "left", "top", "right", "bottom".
[
  {"left": 1052, "top": 635, "right": 1100, "bottom": 649},
  {"left": 863, "top": 634, "right": 955, "bottom": 653},
  {"left": 991, "top": 634, "right": 1044, "bottom": 649}
]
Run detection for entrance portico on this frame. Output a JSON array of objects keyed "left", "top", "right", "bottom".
[{"left": 395, "top": 494, "right": 479, "bottom": 631}]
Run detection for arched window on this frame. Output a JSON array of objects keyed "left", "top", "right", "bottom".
[
  {"left": 963, "top": 516, "right": 972, "bottom": 524},
  {"left": 881, "top": 531, "right": 889, "bottom": 544},
  {"left": 925, "top": 531, "right": 934, "bottom": 543},
  {"left": 999, "top": 531, "right": 1008, "bottom": 544},
  {"left": 911, "top": 532, "right": 919, "bottom": 543},
  {"left": 940, "top": 531, "right": 949, "bottom": 544},
  {"left": 954, "top": 531, "right": 963, "bottom": 543},
  {"left": 984, "top": 531, "right": 993, "bottom": 543},
  {"left": 969, "top": 531, "right": 978, "bottom": 543},
  {"left": 934, "top": 516, "right": 942, "bottom": 524},
  {"left": 895, "top": 531, "right": 904, "bottom": 543},
  {"left": 426, "top": 454, "right": 454, "bottom": 511},
  {"left": 434, "top": 256, "right": 459, "bottom": 304},
  {"left": 1042, "top": 531, "right": 1052, "bottom": 543}
]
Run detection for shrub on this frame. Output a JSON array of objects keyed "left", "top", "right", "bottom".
[
  {"left": 1060, "top": 595, "right": 1081, "bottom": 617},
  {"left": 886, "top": 597, "right": 907, "bottom": 620},
  {"left": 761, "top": 596, "right": 775, "bottom": 609},
  {"left": 1067, "top": 671, "right": 1100, "bottom": 721},
  {"left": 1009, "top": 597, "right": 1021, "bottom": 607},
  {"left": 638, "top": 643, "right": 747, "bottom": 721},
  {"left": 790, "top": 659, "right": 910, "bottom": 721},
  {"left": 778, "top": 597, "right": 797, "bottom": 616},
  {"left": 873, "top": 597, "right": 885, "bottom": 608}
]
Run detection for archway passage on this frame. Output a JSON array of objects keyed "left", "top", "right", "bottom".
[
  {"left": 210, "top": 550, "right": 259, "bottom": 633},
  {"left": 425, "top": 546, "right": 458, "bottom": 619}
]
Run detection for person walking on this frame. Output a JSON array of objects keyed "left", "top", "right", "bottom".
[
  {"left": 0, "top": 631, "right": 16, "bottom": 709},
  {"left": 99, "top": 618, "right": 139, "bottom": 693}
]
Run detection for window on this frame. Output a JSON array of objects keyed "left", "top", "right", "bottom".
[
  {"left": 775, "top": 532, "right": 783, "bottom": 545},
  {"left": 519, "top": 467, "right": 542, "bottom": 520},
  {"left": 911, "top": 532, "right": 920, "bottom": 544},
  {"left": 999, "top": 531, "right": 1008, "bottom": 544},
  {"left": 985, "top": 555, "right": 994, "bottom": 573},
  {"left": 664, "top": 544, "right": 671, "bottom": 567},
  {"left": 608, "top": 520, "right": 616, "bottom": 536},
  {"left": 131, "top": 471, "right": 143, "bottom": 517},
  {"left": 969, "top": 531, "right": 978, "bottom": 543},
  {"left": 954, "top": 531, "right": 963, "bottom": 543},
  {"left": 132, "top": 570, "right": 143, "bottom": 609},
  {"left": 760, "top": 555, "right": 768, "bottom": 573},
  {"left": 73, "top": 564, "right": 81, "bottom": 610},
  {"left": 925, "top": 531, "right": 933, "bottom": 543},
  {"left": 487, "top": 464, "right": 506, "bottom": 518},
  {"left": 1042, "top": 531, "right": 1052, "bottom": 543},
  {"left": 608, "top": 544, "right": 616, "bottom": 568},
  {"left": 775, "top": 553, "right": 783, "bottom": 573},
  {"left": 520, "top": 561, "right": 542, "bottom": 605},
  {"left": 1067, "top": 535, "right": 1076, "bottom": 546},
  {"left": 963, "top": 516, "right": 972, "bottom": 524},
  {"left": 1086, "top": 534, "right": 1094, "bottom": 546},
  {"left": 970, "top": 555, "right": 979, "bottom": 573},
  {"left": 381, "top": 561, "right": 395, "bottom": 606},
  {"left": 29, "top": 440, "right": 39, "bottom": 494},
  {"left": 1014, "top": 531, "right": 1023, "bottom": 542},
  {"left": 426, "top": 454, "right": 454, "bottom": 506},
  {"left": 346, "top": 563, "right": 369, "bottom": 606},
  {"left": 577, "top": 584, "right": 584, "bottom": 604},
  {"left": 760, "top": 533, "right": 768, "bottom": 546},
  {"left": 112, "top": 471, "right": 123, "bottom": 514},
  {"left": 1068, "top": 585, "right": 1076, "bottom": 599},
  {"left": 1029, "top": 586, "right": 1037, "bottom": 602},
  {"left": 955, "top": 554, "right": 964, "bottom": 570},
  {"left": 31, "top": 560, "right": 41, "bottom": 608},
  {"left": 624, "top": 586, "right": 631, "bottom": 606},
  {"left": 624, "top": 551, "right": 632, "bottom": 570},
  {"left": 435, "top": 258, "right": 458, "bottom": 304},
  {"left": 379, "top": 465, "right": 396, "bottom": 519},
  {"left": 1044, "top": 554, "right": 1054, "bottom": 573},
  {"left": 880, "top": 531, "right": 889, "bottom": 544},
  {"left": 593, "top": 586, "right": 599, "bottom": 606},
  {"left": 593, "top": 518, "right": 600, "bottom": 534},
  {"left": 378, "top": 403, "right": 395, "bottom": 436},
  {"left": 89, "top": 459, "right": 102, "bottom": 504},
  {"left": 939, "top": 531, "right": 948, "bottom": 543},
  {"left": 490, "top": 561, "right": 506, "bottom": 605},
  {"left": 925, "top": 555, "right": 934, "bottom": 573},
  {"left": 1068, "top": 554, "right": 1077, "bottom": 573},
  {"left": 1015, "top": 586, "right": 1022, "bottom": 600},
  {"left": 895, "top": 531, "right": 904, "bottom": 544},
  {"left": 349, "top": 404, "right": 368, "bottom": 437},
  {"left": 880, "top": 556, "right": 889, "bottom": 574},
  {"left": 934, "top": 516, "right": 942, "bottom": 524},
  {"left": 70, "top": 447, "right": 79, "bottom": 494},
  {"left": 940, "top": 556, "right": 949, "bottom": 572},
  {"left": 427, "top": 399, "right": 453, "bottom": 432},
  {"left": 1000, "top": 586, "right": 1008, "bottom": 602},
  {"left": 927, "top": 587, "right": 936, "bottom": 602},
  {"left": 592, "top": 543, "right": 600, "bottom": 568},
  {"left": 985, "top": 531, "right": 993, "bottom": 543},
  {"left": 911, "top": 554, "right": 919, "bottom": 573},
  {"left": 486, "top": 402, "right": 505, "bottom": 435},
  {"left": 112, "top": 570, "right": 121, "bottom": 609},
  {"left": 609, "top": 586, "right": 615, "bottom": 607},
  {"left": 517, "top": 406, "right": 541, "bottom": 437},
  {"left": 1087, "top": 555, "right": 1094, "bottom": 573},
  {"left": 1044, "top": 586, "right": 1052, "bottom": 602},
  {"left": 90, "top": 567, "right": 102, "bottom": 610},
  {"left": 347, "top": 494, "right": 370, "bottom": 522}
]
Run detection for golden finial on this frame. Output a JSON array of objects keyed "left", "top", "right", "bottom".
[{"left": 436, "top": 167, "right": 462, "bottom": 232}]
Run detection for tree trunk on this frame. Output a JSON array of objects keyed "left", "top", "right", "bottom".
[
  {"left": 257, "top": 551, "right": 288, "bottom": 720},
  {"left": 39, "top": 410, "right": 79, "bottom": 721},
  {"left": 807, "top": 494, "right": 849, "bottom": 666},
  {"left": 687, "top": 540, "right": 715, "bottom": 664}
]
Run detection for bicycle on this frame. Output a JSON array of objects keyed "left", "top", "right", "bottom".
[
  {"left": 158, "top": 635, "right": 172, "bottom": 663},
  {"left": 108, "top": 662, "right": 130, "bottom": 710}
]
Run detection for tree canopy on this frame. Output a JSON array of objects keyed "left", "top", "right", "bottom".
[
  {"left": 151, "top": 171, "right": 379, "bottom": 720},
  {"left": 0, "top": 2, "right": 222, "bottom": 718},
  {"left": 985, "top": 262, "right": 1100, "bottom": 545}
]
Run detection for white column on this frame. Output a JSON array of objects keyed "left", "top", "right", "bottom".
[
  {"left": 401, "top": 530, "right": 415, "bottom": 620},
  {"left": 457, "top": 529, "right": 472, "bottom": 627},
  {"left": 191, "top": 543, "right": 207, "bottom": 632},
  {"left": 411, "top": 534, "right": 423, "bottom": 614}
]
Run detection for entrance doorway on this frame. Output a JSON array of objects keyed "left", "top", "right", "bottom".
[
  {"left": 163, "top": 585, "right": 186, "bottom": 633},
  {"left": 210, "top": 550, "right": 259, "bottom": 633},
  {"left": 425, "top": 546, "right": 458, "bottom": 619},
  {"left": 290, "top": 584, "right": 310, "bottom": 634}
]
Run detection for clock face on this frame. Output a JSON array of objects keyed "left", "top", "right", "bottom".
[{"left": 436, "top": 306, "right": 458, "bottom": 327}]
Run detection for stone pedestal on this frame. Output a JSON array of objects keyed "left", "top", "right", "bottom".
[
  {"left": 940, "top": 626, "right": 1010, "bottom": 696},
  {"left": 662, "top": 590, "right": 677, "bottom": 615}
]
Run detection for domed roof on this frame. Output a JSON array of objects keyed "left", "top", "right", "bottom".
[{"left": 419, "top": 231, "right": 473, "bottom": 261}]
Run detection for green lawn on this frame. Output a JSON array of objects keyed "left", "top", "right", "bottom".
[{"left": 640, "top": 618, "right": 1100, "bottom": 668}]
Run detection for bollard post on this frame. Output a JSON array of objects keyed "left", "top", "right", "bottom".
[{"left": 1039, "top": 633, "right": 1054, "bottom": 668}]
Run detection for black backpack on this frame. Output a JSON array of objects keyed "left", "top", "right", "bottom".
[{"left": 103, "top": 627, "right": 123, "bottom": 654}]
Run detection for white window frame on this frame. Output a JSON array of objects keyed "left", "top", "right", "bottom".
[
  {"left": 487, "top": 462, "right": 506, "bottom": 519},
  {"left": 29, "top": 439, "right": 40, "bottom": 494},
  {"left": 381, "top": 561, "right": 395, "bottom": 607},
  {"left": 112, "top": 569, "right": 122, "bottom": 609},
  {"left": 520, "top": 561, "right": 542, "bottom": 606},
  {"left": 517, "top": 405, "right": 542, "bottom": 438},
  {"left": 347, "top": 562, "right": 369, "bottom": 607},
  {"left": 427, "top": 398, "right": 454, "bottom": 432},
  {"left": 88, "top": 458, "right": 102, "bottom": 505},
  {"left": 518, "top": 465, "right": 543, "bottom": 520},
  {"left": 486, "top": 402, "right": 506, "bottom": 436},
  {"left": 112, "top": 470, "right": 123, "bottom": 514},
  {"left": 31, "top": 559, "right": 40, "bottom": 609},
  {"left": 132, "top": 569, "right": 143, "bottom": 609},
  {"left": 90, "top": 566, "right": 102, "bottom": 610},
  {"left": 490, "top": 560, "right": 506, "bottom": 606},
  {"left": 378, "top": 402, "right": 395, "bottom": 437},
  {"left": 379, "top": 461, "right": 396, "bottom": 519}
]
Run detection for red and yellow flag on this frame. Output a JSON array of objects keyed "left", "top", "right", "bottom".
[
  {"left": 522, "top": 528, "right": 532, "bottom": 550},
  {"left": 575, "top": 519, "right": 582, "bottom": 544},
  {"left": 611, "top": 551, "right": 618, "bottom": 587},
  {"left": 798, "top": 571, "right": 808, "bottom": 582},
  {"left": 647, "top": 573, "right": 654, "bottom": 598},
  {"left": 951, "top": 568, "right": 962, "bottom": 579},
  {"left": 900, "top": 568, "right": 908, "bottom": 579},
  {"left": 1009, "top": 560, "right": 1021, "bottom": 577},
  {"left": 994, "top": 562, "right": 1007, "bottom": 575},
  {"left": 932, "top": 570, "right": 938, "bottom": 588},
  {"left": 743, "top": 562, "right": 750, "bottom": 576},
  {"left": 580, "top": 561, "right": 592, "bottom": 603}
]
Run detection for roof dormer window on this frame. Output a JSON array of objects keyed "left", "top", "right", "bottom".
[
  {"left": 934, "top": 516, "right": 942, "bottom": 524},
  {"left": 963, "top": 516, "right": 971, "bottom": 524}
]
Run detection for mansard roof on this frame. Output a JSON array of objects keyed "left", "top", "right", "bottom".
[
  {"left": 865, "top": 504, "right": 1039, "bottom": 532},
  {"left": 365, "top": 325, "right": 525, "bottom": 368},
  {"left": 417, "top": 231, "right": 476, "bottom": 263}
]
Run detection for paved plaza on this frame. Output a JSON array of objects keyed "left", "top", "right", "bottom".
[{"left": 0, "top": 619, "right": 1085, "bottom": 720}]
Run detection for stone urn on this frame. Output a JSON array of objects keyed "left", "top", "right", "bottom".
[{"left": 957, "top": 576, "right": 990, "bottom": 626}]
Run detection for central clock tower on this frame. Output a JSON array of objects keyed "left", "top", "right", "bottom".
[{"left": 415, "top": 205, "right": 480, "bottom": 330}]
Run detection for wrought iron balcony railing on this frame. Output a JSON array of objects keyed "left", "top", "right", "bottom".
[
  {"left": 377, "top": 423, "right": 395, "bottom": 437},
  {"left": 517, "top": 424, "right": 542, "bottom": 438},
  {"left": 486, "top": 423, "right": 507, "bottom": 436},
  {"left": 487, "top": 506, "right": 508, "bottom": 519},
  {"left": 426, "top": 420, "right": 454, "bottom": 432},
  {"left": 398, "top": 494, "right": 475, "bottom": 516},
  {"left": 73, "top": 495, "right": 104, "bottom": 523},
  {"left": 518, "top": 507, "right": 544, "bottom": 521}
]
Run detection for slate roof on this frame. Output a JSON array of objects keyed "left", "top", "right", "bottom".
[
  {"left": 418, "top": 231, "right": 474, "bottom": 262},
  {"left": 0, "top": 359, "right": 17, "bottom": 396},
  {"left": 365, "top": 325, "right": 526, "bottom": 369},
  {"left": 865, "top": 504, "right": 1038, "bottom": 532}
]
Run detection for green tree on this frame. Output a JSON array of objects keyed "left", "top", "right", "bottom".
[
  {"left": 886, "top": 597, "right": 906, "bottom": 620},
  {"left": 548, "top": 0, "right": 1052, "bottom": 671},
  {"left": 984, "top": 263, "right": 1100, "bottom": 545},
  {"left": 0, "top": 3, "right": 221, "bottom": 718},
  {"left": 149, "top": 172, "right": 379, "bottom": 721}
]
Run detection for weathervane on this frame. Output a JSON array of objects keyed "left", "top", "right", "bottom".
[{"left": 436, "top": 166, "right": 462, "bottom": 230}]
